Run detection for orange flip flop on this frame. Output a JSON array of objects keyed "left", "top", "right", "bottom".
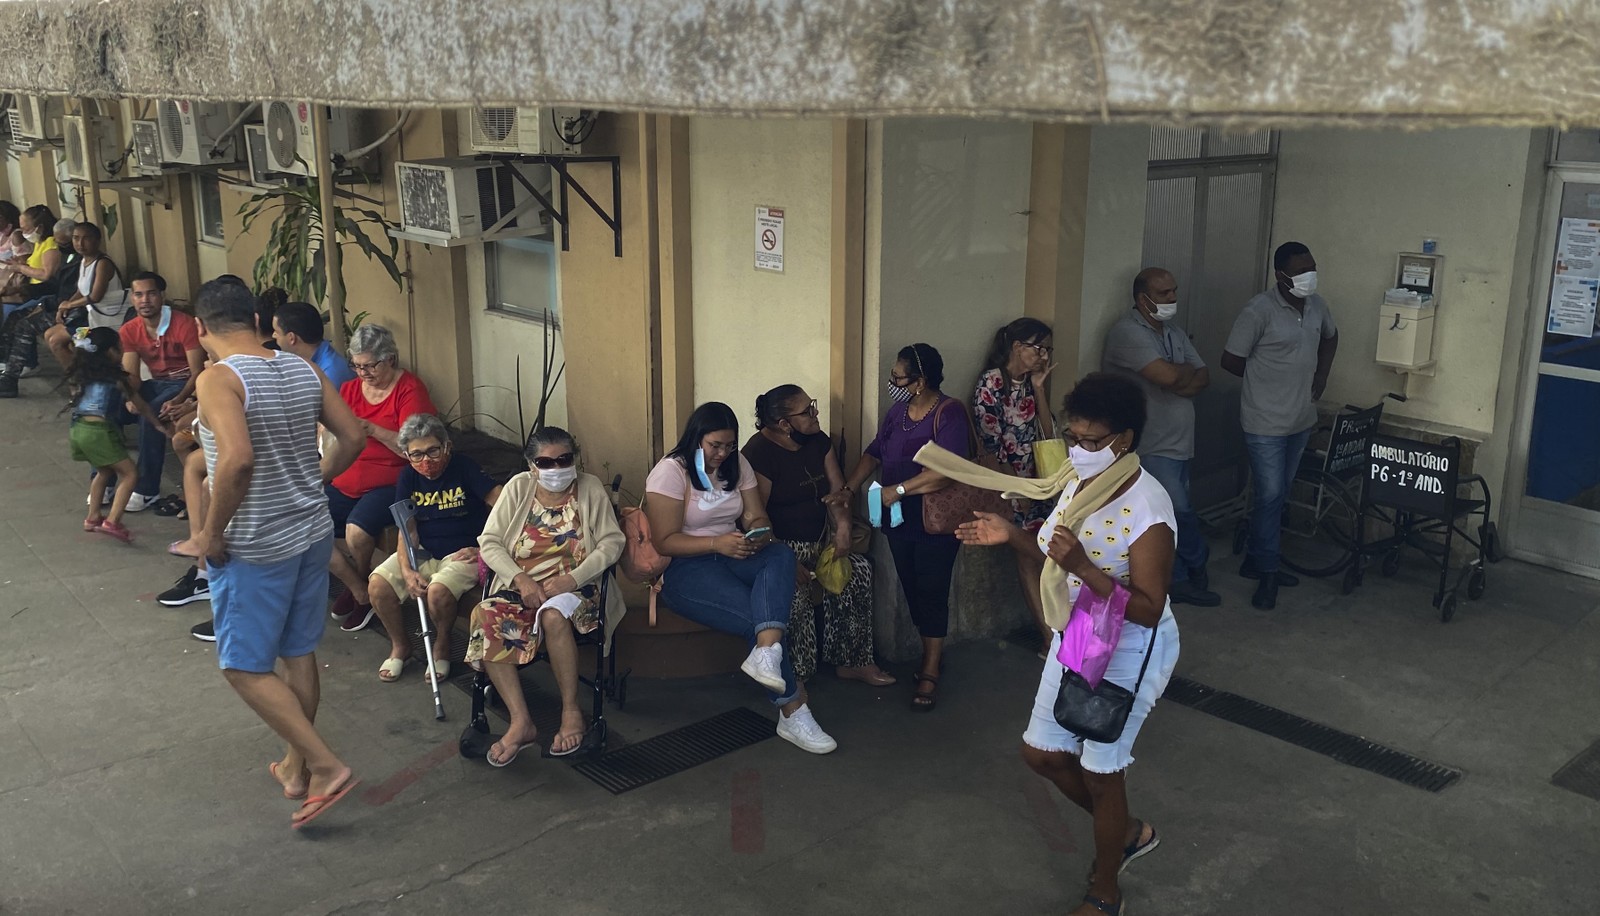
[
  {"left": 290, "top": 776, "right": 362, "bottom": 830},
  {"left": 268, "top": 761, "right": 308, "bottom": 800}
]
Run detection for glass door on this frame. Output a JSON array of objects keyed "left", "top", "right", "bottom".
[{"left": 1510, "top": 171, "right": 1600, "bottom": 575}]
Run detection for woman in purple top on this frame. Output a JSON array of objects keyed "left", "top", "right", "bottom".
[{"left": 833, "top": 343, "right": 971, "bottom": 711}]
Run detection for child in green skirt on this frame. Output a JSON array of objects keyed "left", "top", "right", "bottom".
[{"left": 69, "top": 327, "right": 169, "bottom": 542}]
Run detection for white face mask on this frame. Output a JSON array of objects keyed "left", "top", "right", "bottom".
[
  {"left": 1153, "top": 299, "right": 1178, "bottom": 321},
  {"left": 1069, "top": 441, "right": 1121, "bottom": 479},
  {"left": 537, "top": 466, "right": 578, "bottom": 492},
  {"left": 25, "top": 230, "right": 42, "bottom": 243},
  {"left": 1286, "top": 270, "right": 1318, "bottom": 298}
]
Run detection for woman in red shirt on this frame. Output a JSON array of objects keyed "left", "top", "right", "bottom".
[{"left": 326, "top": 324, "right": 437, "bottom": 631}]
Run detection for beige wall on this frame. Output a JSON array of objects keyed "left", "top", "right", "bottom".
[
  {"left": 687, "top": 117, "right": 834, "bottom": 434},
  {"left": 1273, "top": 128, "right": 1542, "bottom": 436}
]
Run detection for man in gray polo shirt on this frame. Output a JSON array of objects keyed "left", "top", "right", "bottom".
[
  {"left": 1222, "top": 241, "right": 1340, "bottom": 610},
  {"left": 1103, "top": 266, "right": 1220, "bottom": 607}
]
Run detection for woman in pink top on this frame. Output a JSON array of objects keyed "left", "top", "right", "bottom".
[{"left": 644, "top": 402, "right": 837, "bottom": 755}]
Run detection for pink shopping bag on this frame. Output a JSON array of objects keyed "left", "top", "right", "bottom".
[{"left": 1055, "top": 581, "right": 1130, "bottom": 689}]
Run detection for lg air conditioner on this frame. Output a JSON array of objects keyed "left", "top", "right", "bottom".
[
  {"left": 63, "top": 115, "right": 123, "bottom": 182},
  {"left": 157, "top": 100, "right": 241, "bottom": 166},
  {"left": 260, "top": 101, "right": 362, "bottom": 177},
  {"left": 394, "top": 157, "right": 552, "bottom": 242},
  {"left": 13, "top": 95, "right": 64, "bottom": 141},
  {"left": 467, "top": 107, "right": 586, "bottom": 156},
  {"left": 243, "top": 124, "right": 291, "bottom": 189}
]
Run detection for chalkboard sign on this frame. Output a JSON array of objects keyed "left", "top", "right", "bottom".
[
  {"left": 1366, "top": 434, "right": 1461, "bottom": 519},
  {"left": 1325, "top": 404, "right": 1384, "bottom": 482}
]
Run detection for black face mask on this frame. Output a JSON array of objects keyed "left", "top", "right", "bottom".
[{"left": 784, "top": 424, "right": 817, "bottom": 443}]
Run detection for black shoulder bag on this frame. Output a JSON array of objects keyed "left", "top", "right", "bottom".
[{"left": 1053, "top": 627, "right": 1157, "bottom": 744}]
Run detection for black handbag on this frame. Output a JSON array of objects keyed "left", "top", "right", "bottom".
[{"left": 1052, "top": 628, "right": 1157, "bottom": 744}]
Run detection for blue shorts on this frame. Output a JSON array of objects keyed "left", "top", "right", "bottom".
[
  {"left": 324, "top": 482, "right": 394, "bottom": 538},
  {"left": 211, "top": 536, "right": 336, "bottom": 673}
]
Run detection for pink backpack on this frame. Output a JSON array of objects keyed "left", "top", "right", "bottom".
[{"left": 619, "top": 505, "right": 667, "bottom": 625}]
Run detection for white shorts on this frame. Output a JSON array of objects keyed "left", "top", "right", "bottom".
[{"left": 1021, "top": 608, "right": 1181, "bottom": 774}]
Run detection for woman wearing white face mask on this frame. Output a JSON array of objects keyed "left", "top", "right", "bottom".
[{"left": 468, "top": 425, "right": 626, "bottom": 763}]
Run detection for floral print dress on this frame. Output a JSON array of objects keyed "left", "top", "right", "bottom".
[
  {"left": 464, "top": 494, "right": 600, "bottom": 667},
  {"left": 973, "top": 367, "right": 1052, "bottom": 529}
]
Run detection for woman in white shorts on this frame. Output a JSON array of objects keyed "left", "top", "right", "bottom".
[{"left": 959, "top": 373, "right": 1180, "bottom": 916}]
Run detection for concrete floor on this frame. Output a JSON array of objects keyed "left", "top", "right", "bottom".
[{"left": 2, "top": 380, "right": 1599, "bottom": 915}]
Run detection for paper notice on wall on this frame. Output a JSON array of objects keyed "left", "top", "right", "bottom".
[
  {"left": 1547, "top": 275, "right": 1600, "bottom": 337},
  {"left": 1555, "top": 218, "right": 1600, "bottom": 279},
  {"left": 755, "top": 206, "right": 785, "bottom": 272}
]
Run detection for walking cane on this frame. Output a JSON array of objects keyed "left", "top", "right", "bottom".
[{"left": 389, "top": 499, "right": 446, "bottom": 720}]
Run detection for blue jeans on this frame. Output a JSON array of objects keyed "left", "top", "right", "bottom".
[
  {"left": 659, "top": 544, "right": 800, "bottom": 707},
  {"left": 135, "top": 378, "right": 186, "bottom": 497},
  {"left": 1141, "top": 455, "right": 1209, "bottom": 584},
  {"left": 1244, "top": 428, "right": 1314, "bottom": 573}
]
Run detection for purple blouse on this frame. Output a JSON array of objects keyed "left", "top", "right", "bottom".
[{"left": 866, "top": 396, "right": 973, "bottom": 487}]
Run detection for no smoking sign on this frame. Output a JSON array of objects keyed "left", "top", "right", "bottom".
[{"left": 755, "top": 206, "right": 785, "bottom": 272}]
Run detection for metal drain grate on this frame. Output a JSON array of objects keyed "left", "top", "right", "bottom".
[
  {"left": 1165, "top": 676, "right": 1463, "bottom": 793},
  {"left": 1551, "top": 737, "right": 1600, "bottom": 802},
  {"left": 573, "top": 707, "right": 775, "bottom": 794}
]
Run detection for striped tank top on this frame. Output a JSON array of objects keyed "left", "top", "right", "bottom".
[{"left": 199, "top": 352, "right": 333, "bottom": 564}]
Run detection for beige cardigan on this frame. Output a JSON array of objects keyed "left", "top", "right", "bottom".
[{"left": 477, "top": 471, "right": 627, "bottom": 649}]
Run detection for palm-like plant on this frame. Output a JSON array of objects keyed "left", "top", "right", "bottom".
[{"left": 237, "top": 185, "right": 402, "bottom": 311}]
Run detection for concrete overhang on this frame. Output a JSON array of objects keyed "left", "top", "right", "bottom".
[{"left": 1, "top": 0, "right": 1597, "bottom": 128}]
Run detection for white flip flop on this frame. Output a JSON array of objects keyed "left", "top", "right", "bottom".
[{"left": 377, "top": 657, "right": 406, "bottom": 682}]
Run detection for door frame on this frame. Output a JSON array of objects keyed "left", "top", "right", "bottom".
[{"left": 1503, "top": 163, "right": 1600, "bottom": 576}]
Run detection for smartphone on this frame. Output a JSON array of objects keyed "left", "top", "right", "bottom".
[{"left": 743, "top": 526, "right": 772, "bottom": 541}]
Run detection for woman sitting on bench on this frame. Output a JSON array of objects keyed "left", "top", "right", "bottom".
[{"left": 466, "top": 426, "right": 624, "bottom": 765}]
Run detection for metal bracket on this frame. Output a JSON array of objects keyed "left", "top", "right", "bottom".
[
  {"left": 93, "top": 176, "right": 171, "bottom": 208},
  {"left": 478, "top": 154, "right": 623, "bottom": 257}
]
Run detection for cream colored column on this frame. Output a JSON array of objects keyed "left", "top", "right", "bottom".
[
  {"left": 655, "top": 115, "right": 694, "bottom": 452},
  {"left": 1023, "top": 123, "right": 1093, "bottom": 387},
  {"left": 831, "top": 119, "right": 868, "bottom": 455}
]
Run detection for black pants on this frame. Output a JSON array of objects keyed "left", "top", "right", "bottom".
[
  {"left": 0, "top": 304, "right": 51, "bottom": 376},
  {"left": 885, "top": 520, "right": 961, "bottom": 640}
]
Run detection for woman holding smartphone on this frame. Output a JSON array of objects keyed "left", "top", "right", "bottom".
[{"left": 645, "top": 401, "right": 838, "bottom": 754}]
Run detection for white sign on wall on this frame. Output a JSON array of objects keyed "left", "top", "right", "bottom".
[
  {"left": 1549, "top": 217, "right": 1600, "bottom": 337},
  {"left": 755, "top": 206, "right": 785, "bottom": 272}
]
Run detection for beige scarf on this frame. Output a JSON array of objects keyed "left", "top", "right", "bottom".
[{"left": 912, "top": 442, "right": 1140, "bottom": 630}]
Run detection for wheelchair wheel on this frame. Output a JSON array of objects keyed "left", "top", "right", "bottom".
[
  {"left": 1280, "top": 469, "right": 1362, "bottom": 578},
  {"left": 1439, "top": 590, "right": 1458, "bottom": 623},
  {"left": 1467, "top": 563, "right": 1486, "bottom": 600}
]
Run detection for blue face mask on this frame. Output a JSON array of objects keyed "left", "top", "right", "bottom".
[{"left": 693, "top": 447, "right": 715, "bottom": 489}]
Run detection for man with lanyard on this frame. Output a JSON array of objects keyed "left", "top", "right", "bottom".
[
  {"left": 118, "top": 272, "right": 206, "bottom": 512},
  {"left": 1222, "top": 241, "right": 1340, "bottom": 610},
  {"left": 1102, "top": 266, "right": 1220, "bottom": 607}
]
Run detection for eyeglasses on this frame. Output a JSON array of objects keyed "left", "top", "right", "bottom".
[
  {"left": 889, "top": 374, "right": 913, "bottom": 387},
  {"left": 1062, "top": 430, "right": 1119, "bottom": 452},
  {"left": 531, "top": 453, "right": 576, "bottom": 469},
  {"left": 701, "top": 439, "right": 738, "bottom": 455},
  {"left": 405, "top": 445, "right": 446, "bottom": 462},
  {"left": 788, "top": 399, "right": 819, "bottom": 419},
  {"left": 349, "top": 358, "right": 389, "bottom": 376},
  {"left": 1024, "top": 342, "right": 1054, "bottom": 357}
]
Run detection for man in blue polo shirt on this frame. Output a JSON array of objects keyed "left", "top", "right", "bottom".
[{"left": 272, "top": 300, "right": 356, "bottom": 388}]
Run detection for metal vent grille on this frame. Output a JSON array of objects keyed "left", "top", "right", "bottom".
[
  {"left": 159, "top": 101, "right": 186, "bottom": 158},
  {"left": 475, "top": 165, "right": 517, "bottom": 230},
  {"left": 573, "top": 707, "right": 775, "bottom": 794},
  {"left": 476, "top": 107, "right": 517, "bottom": 144},
  {"left": 266, "top": 101, "right": 297, "bottom": 167},
  {"left": 397, "top": 164, "right": 452, "bottom": 234},
  {"left": 7, "top": 108, "right": 22, "bottom": 140}
]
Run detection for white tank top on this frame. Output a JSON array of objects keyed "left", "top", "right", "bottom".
[{"left": 80, "top": 257, "right": 126, "bottom": 329}]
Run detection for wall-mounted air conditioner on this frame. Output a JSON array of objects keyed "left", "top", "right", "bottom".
[
  {"left": 157, "top": 100, "right": 241, "bottom": 166},
  {"left": 243, "top": 124, "right": 292, "bottom": 189},
  {"left": 260, "top": 101, "right": 363, "bottom": 177},
  {"left": 467, "top": 107, "right": 587, "bottom": 156},
  {"left": 129, "top": 119, "right": 175, "bottom": 177},
  {"left": 13, "top": 95, "right": 64, "bottom": 141},
  {"left": 63, "top": 114, "right": 123, "bottom": 182},
  {"left": 395, "top": 157, "right": 553, "bottom": 242}
]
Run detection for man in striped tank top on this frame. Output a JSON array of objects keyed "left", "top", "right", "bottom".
[{"left": 190, "top": 279, "right": 371, "bottom": 830}]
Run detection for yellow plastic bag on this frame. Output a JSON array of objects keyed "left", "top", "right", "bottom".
[
  {"left": 1034, "top": 437, "right": 1068, "bottom": 479},
  {"left": 815, "top": 544, "right": 849, "bottom": 595}
]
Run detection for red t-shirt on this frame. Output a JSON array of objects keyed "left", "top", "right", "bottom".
[
  {"left": 118, "top": 310, "right": 201, "bottom": 380},
  {"left": 331, "top": 370, "right": 438, "bottom": 497}
]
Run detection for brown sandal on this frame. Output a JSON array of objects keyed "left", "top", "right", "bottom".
[{"left": 910, "top": 673, "right": 939, "bottom": 711}]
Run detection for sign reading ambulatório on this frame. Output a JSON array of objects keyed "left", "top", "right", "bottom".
[
  {"left": 755, "top": 206, "right": 784, "bottom": 272},
  {"left": 1366, "top": 434, "right": 1461, "bottom": 519}
]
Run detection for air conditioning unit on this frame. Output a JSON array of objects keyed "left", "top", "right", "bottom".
[
  {"left": 467, "top": 107, "right": 586, "bottom": 156},
  {"left": 157, "top": 99, "right": 241, "bottom": 166},
  {"left": 62, "top": 115, "right": 123, "bottom": 182},
  {"left": 395, "top": 157, "right": 553, "bottom": 242},
  {"left": 260, "top": 101, "right": 363, "bottom": 177},
  {"left": 243, "top": 124, "right": 292, "bottom": 188},
  {"left": 13, "top": 95, "right": 64, "bottom": 140},
  {"left": 129, "top": 119, "right": 173, "bottom": 177}
]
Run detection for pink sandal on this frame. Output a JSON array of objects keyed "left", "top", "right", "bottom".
[
  {"left": 93, "top": 520, "right": 134, "bottom": 543},
  {"left": 83, "top": 517, "right": 104, "bottom": 532}
]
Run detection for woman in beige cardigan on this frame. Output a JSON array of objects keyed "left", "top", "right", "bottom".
[{"left": 466, "top": 427, "right": 625, "bottom": 764}]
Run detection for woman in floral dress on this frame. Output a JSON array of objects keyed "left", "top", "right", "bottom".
[{"left": 973, "top": 317, "right": 1056, "bottom": 650}]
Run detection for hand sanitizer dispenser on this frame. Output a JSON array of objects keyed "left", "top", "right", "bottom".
[{"left": 1377, "top": 252, "right": 1441, "bottom": 370}]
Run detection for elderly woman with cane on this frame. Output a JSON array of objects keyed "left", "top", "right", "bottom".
[{"left": 918, "top": 373, "right": 1181, "bottom": 916}]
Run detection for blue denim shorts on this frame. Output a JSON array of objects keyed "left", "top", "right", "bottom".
[{"left": 211, "top": 536, "right": 336, "bottom": 673}]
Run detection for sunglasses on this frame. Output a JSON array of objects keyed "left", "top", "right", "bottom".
[{"left": 531, "top": 453, "right": 576, "bottom": 469}]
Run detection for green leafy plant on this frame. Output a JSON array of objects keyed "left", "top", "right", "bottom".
[{"left": 237, "top": 185, "right": 401, "bottom": 307}]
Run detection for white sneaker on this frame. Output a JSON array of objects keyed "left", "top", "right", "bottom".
[
  {"left": 740, "top": 644, "right": 786, "bottom": 692},
  {"left": 85, "top": 491, "right": 113, "bottom": 507},
  {"left": 123, "top": 492, "right": 154, "bottom": 513},
  {"left": 776, "top": 704, "right": 837, "bottom": 754},
  {"left": 17, "top": 365, "right": 41, "bottom": 378}
]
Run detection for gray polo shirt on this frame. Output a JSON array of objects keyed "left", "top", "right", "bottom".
[
  {"left": 1102, "top": 309, "right": 1205, "bottom": 461},
  {"left": 1224, "top": 288, "right": 1338, "bottom": 437}
]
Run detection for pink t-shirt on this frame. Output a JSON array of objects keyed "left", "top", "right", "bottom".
[{"left": 645, "top": 454, "right": 756, "bottom": 537}]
